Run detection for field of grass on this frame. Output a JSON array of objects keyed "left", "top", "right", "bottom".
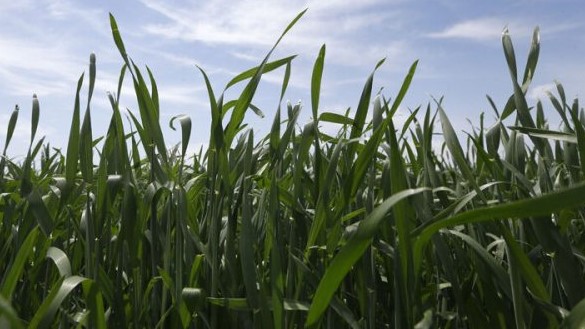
[{"left": 1, "top": 10, "right": 585, "bottom": 329}]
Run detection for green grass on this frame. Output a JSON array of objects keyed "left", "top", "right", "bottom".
[{"left": 1, "top": 10, "right": 585, "bottom": 328}]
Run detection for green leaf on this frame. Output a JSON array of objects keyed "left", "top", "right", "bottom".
[
  {"left": 0, "top": 294, "right": 24, "bottom": 329},
  {"left": 225, "top": 56, "right": 297, "bottom": 90},
  {"left": 109, "top": 13, "right": 129, "bottom": 65},
  {"left": 0, "top": 227, "right": 39, "bottom": 301},
  {"left": 27, "top": 189, "right": 54, "bottom": 237},
  {"left": 318, "top": 112, "right": 353, "bottom": 125},
  {"left": 169, "top": 114, "right": 192, "bottom": 158},
  {"left": 66, "top": 73, "right": 84, "bottom": 183},
  {"left": 46, "top": 247, "right": 72, "bottom": 278},
  {"left": 561, "top": 297, "right": 585, "bottom": 329},
  {"left": 30, "top": 94, "right": 39, "bottom": 145},
  {"left": 414, "top": 182, "right": 585, "bottom": 260},
  {"left": 28, "top": 276, "right": 88, "bottom": 329},
  {"left": 311, "top": 45, "right": 326, "bottom": 120},
  {"left": 2, "top": 105, "right": 19, "bottom": 155},
  {"left": 306, "top": 188, "right": 428, "bottom": 327},
  {"left": 509, "top": 126, "right": 576, "bottom": 144}
]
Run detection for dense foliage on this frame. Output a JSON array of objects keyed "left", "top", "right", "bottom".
[{"left": 1, "top": 11, "right": 585, "bottom": 328}]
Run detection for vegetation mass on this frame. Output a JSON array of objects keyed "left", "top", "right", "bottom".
[{"left": 1, "top": 10, "right": 585, "bottom": 329}]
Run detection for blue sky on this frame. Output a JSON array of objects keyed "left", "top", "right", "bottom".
[{"left": 1, "top": 0, "right": 584, "bottom": 156}]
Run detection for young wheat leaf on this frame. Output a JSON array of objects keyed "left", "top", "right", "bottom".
[{"left": 306, "top": 188, "right": 428, "bottom": 327}]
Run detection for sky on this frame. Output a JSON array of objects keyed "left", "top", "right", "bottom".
[{"left": 1, "top": 0, "right": 584, "bottom": 158}]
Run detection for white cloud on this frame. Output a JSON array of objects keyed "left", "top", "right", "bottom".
[
  {"left": 0, "top": 37, "right": 83, "bottom": 97},
  {"left": 157, "top": 85, "right": 206, "bottom": 106},
  {"left": 45, "top": 0, "right": 107, "bottom": 34},
  {"left": 528, "top": 83, "right": 555, "bottom": 101},
  {"left": 0, "top": 1, "right": 112, "bottom": 97},
  {"left": 139, "top": 0, "right": 408, "bottom": 66},
  {"left": 0, "top": 0, "right": 33, "bottom": 10},
  {"left": 140, "top": 0, "right": 286, "bottom": 47},
  {"left": 428, "top": 18, "right": 529, "bottom": 42}
]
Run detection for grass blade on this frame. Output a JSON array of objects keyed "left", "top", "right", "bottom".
[{"left": 306, "top": 188, "right": 427, "bottom": 327}]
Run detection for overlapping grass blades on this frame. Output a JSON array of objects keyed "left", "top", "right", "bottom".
[{"left": 0, "top": 10, "right": 585, "bottom": 329}]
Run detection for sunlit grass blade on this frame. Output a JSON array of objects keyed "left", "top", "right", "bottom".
[
  {"left": 388, "top": 60, "right": 418, "bottom": 118},
  {"left": 347, "top": 58, "right": 385, "bottom": 160},
  {"left": 225, "top": 55, "right": 296, "bottom": 90},
  {"left": 79, "top": 57, "right": 95, "bottom": 184},
  {"left": 509, "top": 126, "right": 577, "bottom": 144},
  {"left": 66, "top": 74, "right": 83, "bottom": 184},
  {"left": 169, "top": 114, "right": 191, "bottom": 161},
  {"left": 46, "top": 247, "right": 72, "bottom": 278},
  {"left": 311, "top": 45, "right": 325, "bottom": 120},
  {"left": 224, "top": 10, "right": 306, "bottom": 147},
  {"left": 30, "top": 94, "right": 39, "bottom": 146},
  {"left": 2, "top": 105, "right": 19, "bottom": 156}
]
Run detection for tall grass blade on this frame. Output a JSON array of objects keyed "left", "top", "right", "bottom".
[
  {"left": 306, "top": 188, "right": 427, "bottom": 327},
  {"left": 0, "top": 227, "right": 39, "bottom": 300}
]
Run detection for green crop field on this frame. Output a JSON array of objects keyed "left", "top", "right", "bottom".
[{"left": 1, "top": 10, "right": 585, "bottom": 328}]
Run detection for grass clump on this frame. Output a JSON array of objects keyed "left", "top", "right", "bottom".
[{"left": 1, "top": 10, "right": 585, "bottom": 329}]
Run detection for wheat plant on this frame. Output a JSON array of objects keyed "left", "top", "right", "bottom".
[{"left": 0, "top": 10, "right": 585, "bottom": 329}]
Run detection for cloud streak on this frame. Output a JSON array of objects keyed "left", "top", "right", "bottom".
[
  {"left": 139, "top": 0, "right": 408, "bottom": 66},
  {"left": 427, "top": 18, "right": 521, "bottom": 41}
]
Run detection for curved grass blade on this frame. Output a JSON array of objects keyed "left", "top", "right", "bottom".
[
  {"left": 561, "top": 297, "right": 585, "bottom": 329},
  {"left": 109, "top": 13, "right": 129, "bottom": 65},
  {"left": 318, "top": 112, "right": 353, "bottom": 125},
  {"left": 306, "top": 188, "right": 428, "bottom": 327},
  {"left": 225, "top": 56, "right": 297, "bottom": 90},
  {"left": 224, "top": 9, "right": 306, "bottom": 146},
  {"left": 347, "top": 58, "right": 385, "bottom": 159},
  {"left": 445, "top": 229, "right": 512, "bottom": 299},
  {"left": 0, "top": 294, "right": 24, "bottom": 329},
  {"left": 28, "top": 276, "right": 87, "bottom": 329},
  {"left": 413, "top": 182, "right": 585, "bottom": 261},
  {"left": 521, "top": 27, "right": 540, "bottom": 88},
  {"left": 388, "top": 60, "right": 418, "bottom": 118},
  {"left": 509, "top": 126, "right": 576, "bottom": 144},
  {"left": 499, "top": 223, "right": 557, "bottom": 327},
  {"left": 46, "top": 247, "right": 72, "bottom": 278},
  {"left": 0, "top": 227, "right": 39, "bottom": 300},
  {"left": 27, "top": 188, "right": 54, "bottom": 237},
  {"left": 170, "top": 114, "right": 192, "bottom": 159},
  {"left": 437, "top": 101, "right": 487, "bottom": 203},
  {"left": 502, "top": 28, "right": 544, "bottom": 153}
]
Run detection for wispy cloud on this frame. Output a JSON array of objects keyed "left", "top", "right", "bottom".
[
  {"left": 427, "top": 16, "right": 579, "bottom": 43},
  {"left": 0, "top": 36, "right": 83, "bottom": 96},
  {"left": 427, "top": 18, "right": 522, "bottom": 41},
  {"left": 139, "top": 0, "right": 408, "bottom": 66},
  {"left": 0, "top": 0, "right": 111, "bottom": 97},
  {"left": 528, "top": 83, "right": 555, "bottom": 101},
  {"left": 44, "top": 0, "right": 108, "bottom": 35},
  {"left": 157, "top": 85, "right": 207, "bottom": 107},
  {"left": 0, "top": 0, "right": 33, "bottom": 11}
]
